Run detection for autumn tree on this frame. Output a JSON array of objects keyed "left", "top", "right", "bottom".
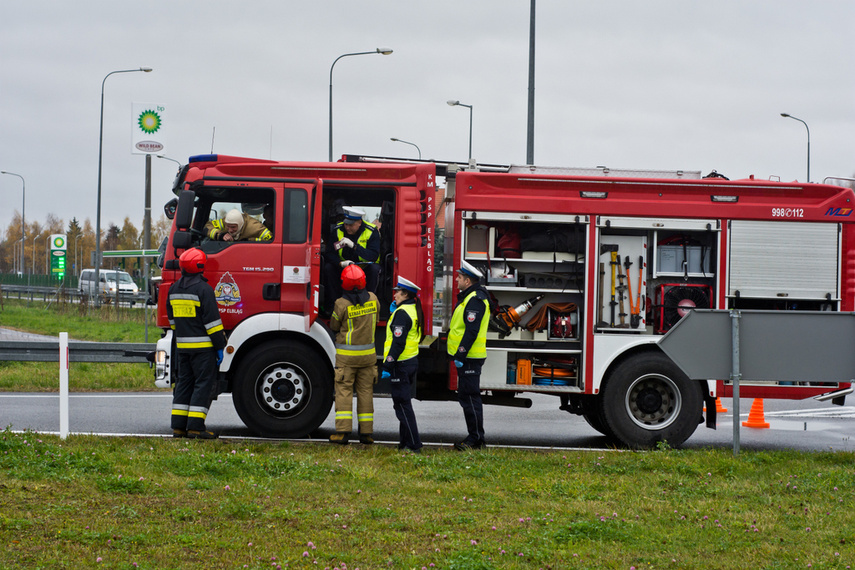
[{"left": 1, "top": 211, "right": 24, "bottom": 273}]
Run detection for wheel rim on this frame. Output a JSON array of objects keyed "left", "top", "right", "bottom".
[
  {"left": 255, "top": 362, "right": 312, "bottom": 418},
  {"left": 624, "top": 373, "right": 681, "bottom": 430}
]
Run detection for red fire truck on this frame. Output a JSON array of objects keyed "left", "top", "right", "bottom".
[{"left": 152, "top": 154, "right": 854, "bottom": 448}]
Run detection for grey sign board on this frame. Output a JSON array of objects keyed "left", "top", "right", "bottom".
[{"left": 658, "top": 309, "right": 855, "bottom": 383}]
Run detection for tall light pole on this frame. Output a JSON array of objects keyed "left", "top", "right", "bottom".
[
  {"left": 780, "top": 113, "right": 810, "bottom": 182},
  {"left": 390, "top": 137, "right": 421, "bottom": 159},
  {"left": 328, "top": 48, "right": 393, "bottom": 162},
  {"left": 526, "top": 0, "right": 536, "bottom": 165},
  {"left": 95, "top": 67, "right": 151, "bottom": 305},
  {"left": 1, "top": 171, "right": 25, "bottom": 275},
  {"left": 447, "top": 100, "right": 473, "bottom": 162}
]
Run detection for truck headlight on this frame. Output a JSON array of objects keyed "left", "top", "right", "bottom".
[{"left": 154, "top": 349, "right": 171, "bottom": 388}]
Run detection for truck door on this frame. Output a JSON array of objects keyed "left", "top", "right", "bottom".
[{"left": 276, "top": 181, "right": 322, "bottom": 330}]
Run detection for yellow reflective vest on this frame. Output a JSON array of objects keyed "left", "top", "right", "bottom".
[
  {"left": 447, "top": 289, "right": 489, "bottom": 360},
  {"left": 336, "top": 221, "right": 379, "bottom": 263},
  {"left": 384, "top": 303, "right": 420, "bottom": 362}
]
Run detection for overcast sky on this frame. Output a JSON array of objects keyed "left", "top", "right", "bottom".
[{"left": 1, "top": 1, "right": 853, "bottom": 234}]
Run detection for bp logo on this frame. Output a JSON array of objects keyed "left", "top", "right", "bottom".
[
  {"left": 137, "top": 109, "right": 162, "bottom": 134},
  {"left": 214, "top": 272, "right": 241, "bottom": 306},
  {"left": 53, "top": 236, "right": 65, "bottom": 248}
]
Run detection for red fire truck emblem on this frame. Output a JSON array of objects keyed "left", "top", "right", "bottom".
[{"left": 214, "top": 272, "right": 241, "bottom": 306}]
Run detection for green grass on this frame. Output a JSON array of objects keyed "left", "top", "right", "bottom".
[
  {"left": 1, "top": 431, "right": 853, "bottom": 569},
  {"left": 0, "top": 298, "right": 158, "bottom": 391}
]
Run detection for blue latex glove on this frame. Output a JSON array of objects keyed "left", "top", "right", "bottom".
[
  {"left": 389, "top": 301, "right": 397, "bottom": 313},
  {"left": 454, "top": 360, "right": 464, "bottom": 369},
  {"left": 381, "top": 370, "right": 391, "bottom": 379},
  {"left": 216, "top": 349, "right": 224, "bottom": 366}
]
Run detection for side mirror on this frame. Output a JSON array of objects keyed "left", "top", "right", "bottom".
[
  {"left": 163, "top": 198, "right": 178, "bottom": 220},
  {"left": 175, "top": 190, "right": 195, "bottom": 231}
]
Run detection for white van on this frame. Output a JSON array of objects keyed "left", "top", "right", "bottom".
[{"left": 78, "top": 269, "right": 139, "bottom": 302}]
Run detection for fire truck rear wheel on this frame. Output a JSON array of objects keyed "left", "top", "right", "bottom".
[
  {"left": 232, "top": 341, "right": 333, "bottom": 438},
  {"left": 582, "top": 409, "right": 614, "bottom": 439},
  {"left": 600, "top": 351, "right": 702, "bottom": 449}
]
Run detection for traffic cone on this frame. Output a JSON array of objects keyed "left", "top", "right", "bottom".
[{"left": 742, "top": 398, "right": 770, "bottom": 429}]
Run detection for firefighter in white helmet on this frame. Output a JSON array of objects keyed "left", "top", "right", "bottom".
[{"left": 204, "top": 208, "right": 272, "bottom": 242}]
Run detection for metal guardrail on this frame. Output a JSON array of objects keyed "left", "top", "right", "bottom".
[
  {"left": 0, "top": 284, "right": 149, "bottom": 305},
  {"left": 0, "top": 341, "right": 156, "bottom": 363}
]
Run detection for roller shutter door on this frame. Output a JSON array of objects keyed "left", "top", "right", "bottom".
[{"left": 728, "top": 220, "right": 839, "bottom": 300}]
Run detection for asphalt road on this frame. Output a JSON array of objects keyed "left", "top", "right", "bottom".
[{"left": 3, "top": 390, "right": 854, "bottom": 452}]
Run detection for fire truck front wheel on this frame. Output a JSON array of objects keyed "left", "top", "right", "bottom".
[
  {"left": 232, "top": 341, "right": 333, "bottom": 438},
  {"left": 600, "top": 352, "right": 703, "bottom": 449}
]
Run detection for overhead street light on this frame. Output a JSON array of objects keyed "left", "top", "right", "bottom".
[
  {"left": 447, "top": 100, "right": 473, "bottom": 162},
  {"left": 390, "top": 137, "right": 421, "bottom": 159},
  {"left": 1, "top": 170, "right": 25, "bottom": 275},
  {"left": 95, "top": 67, "right": 152, "bottom": 306},
  {"left": 328, "top": 48, "right": 393, "bottom": 161},
  {"left": 780, "top": 112, "right": 810, "bottom": 183},
  {"left": 156, "top": 154, "right": 183, "bottom": 171}
]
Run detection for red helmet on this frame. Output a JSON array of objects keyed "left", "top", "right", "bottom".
[
  {"left": 179, "top": 248, "right": 207, "bottom": 274},
  {"left": 341, "top": 264, "right": 366, "bottom": 291}
]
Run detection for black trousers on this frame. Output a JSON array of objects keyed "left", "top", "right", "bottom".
[
  {"left": 389, "top": 358, "right": 421, "bottom": 451},
  {"left": 172, "top": 349, "right": 218, "bottom": 432},
  {"left": 456, "top": 358, "right": 485, "bottom": 444}
]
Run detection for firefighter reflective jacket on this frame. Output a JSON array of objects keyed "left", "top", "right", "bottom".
[
  {"left": 330, "top": 290, "right": 379, "bottom": 367},
  {"left": 167, "top": 273, "right": 227, "bottom": 352},
  {"left": 204, "top": 213, "right": 272, "bottom": 242}
]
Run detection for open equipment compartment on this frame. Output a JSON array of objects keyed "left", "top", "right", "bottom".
[{"left": 460, "top": 211, "right": 587, "bottom": 392}]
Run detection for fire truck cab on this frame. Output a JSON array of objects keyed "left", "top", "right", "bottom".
[{"left": 154, "top": 155, "right": 436, "bottom": 438}]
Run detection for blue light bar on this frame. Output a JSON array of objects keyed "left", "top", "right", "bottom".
[{"left": 188, "top": 154, "right": 218, "bottom": 163}]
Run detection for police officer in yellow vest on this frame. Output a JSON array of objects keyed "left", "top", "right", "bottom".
[
  {"left": 381, "top": 276, "right": 424, "bottom": 453},
  {"left": 323, "top": 206, "right": 381, "bottom": 313},
  {"left": 447, "top": 260, "right": 491, "bottom": 450},
  {"left": 329, "top": 264, "right": 380, "bottom": 445}
]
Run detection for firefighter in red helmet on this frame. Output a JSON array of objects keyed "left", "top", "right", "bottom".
[
  {"left": 167, "top": 248, "right": 227, "bottom": 439},
  {"left": 328, "top": 264, "right": 380, "bottom": 444}
]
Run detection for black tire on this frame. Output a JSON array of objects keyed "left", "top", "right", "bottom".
[
  {"left": 600, "top": 351, "right": 703, "bottom": 449},
  {"left": 232, "top": 341, "right": 333, "bottom": 438},
  {"left": 582, "top": 408, "right": 615, "bottom": 439}
]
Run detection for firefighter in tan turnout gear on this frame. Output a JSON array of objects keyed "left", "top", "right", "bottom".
[
  {"left": 329, "top": 264, "right": 380, "bottom": 444},
  {"left": 204, "top": 208, "right": 273, "bottom": 242}
]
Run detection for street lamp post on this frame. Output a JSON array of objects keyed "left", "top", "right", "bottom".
[
  {"left": 1, "top": 171, "right": 25, "bottom": 275},
  {"left": 95, "top": 67, "right": 151, "bottom": 305},
  {"left": 447, "top": 100, "right": 473, "bottom": 162},
  {"left": 328, "top": 48, "right": 393, "bottom": 162},
  {"left": 390, "top": 137, "right": 421, "bottom": 159},
  {"left": 780, "top": 113, "right": 810, "bottom": 183},
  {"left": 156, "top": 154, "right": 183, "bottom": 171}
]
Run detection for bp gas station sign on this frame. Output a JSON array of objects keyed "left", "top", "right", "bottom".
[{"left": 49, "top": 234, "right": 67, "bottom": 278}]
